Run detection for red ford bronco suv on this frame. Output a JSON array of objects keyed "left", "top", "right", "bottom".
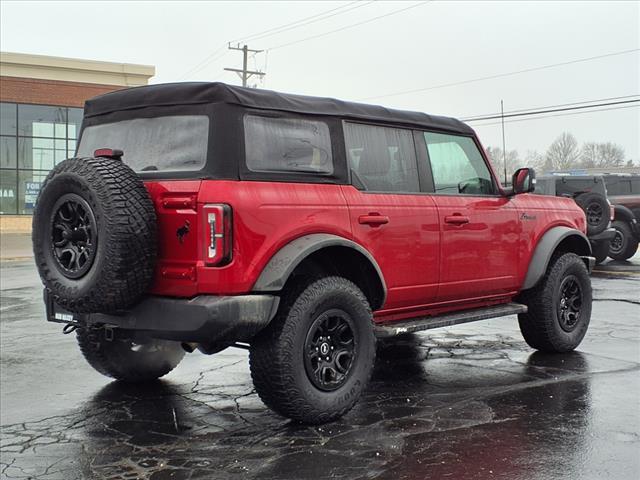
[{"left": 32, "top": 83, "right": 594, "bottom": 424}]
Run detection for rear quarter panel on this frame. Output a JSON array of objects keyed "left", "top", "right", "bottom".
[{"left": 195, "top": 180, "right": 352, "bottom": 295}]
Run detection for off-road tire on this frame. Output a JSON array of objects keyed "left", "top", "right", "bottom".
[
  {"left": 249, "top": 276, "right": 376, "bottom": 424},
  {"left": 608, "top": 220, "right": 639, "bottom": 261},
  {"left": 518, "top": 253, "right": 592, "bottom": 353},
  {"left": 76, "top": 326, "right": 184, "bottom": 382},
  {"left": 575, "top": 192, "right": 609, "bottom": 236},
  {"left": 32, "top": 157, "right": 157, "bottom": 313}
]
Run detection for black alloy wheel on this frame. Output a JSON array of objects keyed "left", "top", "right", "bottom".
[
  {"left": 610, "top": 230, "right": 624, "bottom": 256},
  {"left": 557, "top": 275, "right": 583, "bottom": 333},
  {"left": 585, "top": 203, "right": 604, "bottom": 229},
  {"left": 304, "top": 309, "right": 357, "bottom": 391},
  {"left": 50, "top": 193, "right": 98, "bottom": 279}
]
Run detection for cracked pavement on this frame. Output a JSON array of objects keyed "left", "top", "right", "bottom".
[{"left": 1, "top": 256, "right": 639, "bottom": 480}]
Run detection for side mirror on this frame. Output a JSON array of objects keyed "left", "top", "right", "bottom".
[{"left": 511, "top": 167, "right": 536, "bottom": 195}]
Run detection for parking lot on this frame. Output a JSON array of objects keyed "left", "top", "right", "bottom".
[{"left": 1, "top": 249, "right": 638, "bottom": 480}]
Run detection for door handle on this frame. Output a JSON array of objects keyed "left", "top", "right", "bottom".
[
  {"left": 444, "top": 215, "right": 470, "bottom": 225},
  {"left": 358, "top": 214, "right": 389, "bottom": 226}
]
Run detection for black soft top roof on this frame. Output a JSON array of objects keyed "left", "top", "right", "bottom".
[{"left": 84, "top": 82, "right": 474, "bottom": 135}]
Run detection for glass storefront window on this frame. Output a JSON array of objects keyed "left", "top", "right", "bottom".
[
  {"left": 1, "top": 170, "right": 18, "bottom": 214},
  {"left": 1, "top": 103, "right": 17, "bottom": 136},
  {"left": 1, "top": 136, "right": 17, "bottom": 168},
  {"left": 18, "top": 104, "right": 67, "bottom": 138},
  {"left": 19, "top": 136, "right": 69, "bottom": 170},
  {"left": 1, "top": 102, "right": 83, "bottom": 215},
  {"left": 67, "top": 139, "right": 77, "bottom": 158},
  {"left": 68, "top": 108, "right": 83, "bottom": 140},
  {"left": 18, "top": 170, "right": 49, "bottom": 215}
]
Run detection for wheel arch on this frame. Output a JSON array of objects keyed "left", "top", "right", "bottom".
[
  {"left": 613, "top": 204, "right": 635, "bottom": 223},
  {"left": 522, "top": 226, "right": 592, "bottom": 290},
  {"left": 252, "top": 234, "right": 387, "bottom": 310}
]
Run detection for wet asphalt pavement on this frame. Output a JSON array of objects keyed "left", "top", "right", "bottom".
[{"left": 1, "top": 256, "right": 639, "bottom": 480}]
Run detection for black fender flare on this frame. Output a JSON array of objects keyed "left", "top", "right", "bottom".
[
  {"left": 252, "top": 233, "right": 387, "bottom": 307},
  {"left": 522, "top": 226, "right": 592, "bottom": 290},
  {"left": 613, "top": 204, "right": 635, "bottom": 223}
]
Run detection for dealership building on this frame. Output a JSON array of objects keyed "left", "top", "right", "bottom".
[{"left": 0, "top": 51, "right": 154, "bottom": 230}]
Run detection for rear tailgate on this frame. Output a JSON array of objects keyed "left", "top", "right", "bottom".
[{"left": 145, "top": 180, "right": 201, "bottom": 297}]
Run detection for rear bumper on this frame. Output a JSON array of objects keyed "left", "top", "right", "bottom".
[
  {"left": 45, "top": 291, "right": 280, "bottom": 344},
  {"left": 589, "top": 227, "right": 616, "bottom": 244}
]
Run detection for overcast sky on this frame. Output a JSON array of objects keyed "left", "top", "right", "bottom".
[{"left": 2, "top": 1, "right": 639, "bottom": 161}]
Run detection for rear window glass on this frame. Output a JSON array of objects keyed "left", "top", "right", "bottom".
[
  {"left": 244, "top": 115, "right": 333, "bottom": 174},
  {"left": 77, "top": 115, "right": 209, "bottom": 172},
  {"left": 344, "top": 122, "right": 419, "bottom": 193}
]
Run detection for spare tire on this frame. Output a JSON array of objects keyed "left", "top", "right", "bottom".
[
  {"left": 575, "top": 192, "right": 609, "bottom": 236},
  {"left": 32, "top": 157, "right": 157, "bottom": 313}
]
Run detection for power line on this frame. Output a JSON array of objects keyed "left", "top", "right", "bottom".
[
  {"left": 179, "top": 1, "right": 372, "bottom": 80},
  {"left": 463, "top": 98, "right": 640, "bottom": 122},
  {"left": 179, "top": 43, "right": 228, "bottom": 80},
  {"left": 470, "top": 104, "right": 640, "bottom": 128},
  {"left": 358, "top": 48, "right": 640, "bottom": 101},
  {"left": 461, "top": 94, "right": 640, "bottom": 121},
  {"left": 232, "top": 1, "right": 373, "bottom": 44},
  {"left": 268, "top": 1, "right": 431, "bottom": 51}
]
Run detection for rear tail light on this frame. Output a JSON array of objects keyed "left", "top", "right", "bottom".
[
  {"left": 202, "top": 204, "right": 232, "bottom": 266},
  {"left": 609, "top": 203, "right": 615, "bottom": 221}
]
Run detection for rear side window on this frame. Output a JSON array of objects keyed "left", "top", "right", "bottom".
[
  {"left": 244, "top": 115, "right": 333, "bottom": 174},
  {"left": 78, "top": 115, "right": 209, "bottom": 172},
  {"left": 344, "top": 122, "right": 419, "bottom": 192},
  {"left": 424, "top": 132, "right": 495, "bottom": 195}
]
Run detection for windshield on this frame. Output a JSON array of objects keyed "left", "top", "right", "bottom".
[{"left": 77, "top": 115, "right": 209, "bottom": 172}]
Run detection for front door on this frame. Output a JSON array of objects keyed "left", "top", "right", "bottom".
[{"left": 420, "top": 131, "right": 520, "bottom": 303}]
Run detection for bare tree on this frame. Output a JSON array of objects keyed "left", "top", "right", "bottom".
[
  {"left": 485, "top": 146, "right": 522, "bottom": 178},
  {"left": 597, "top": 142, "right": 625, "bottom": 167},
  {"left": 545, "top": 132, "right": 580, "bottom": 171},
  {"left": 524, "top": 150, "right": 545, "bottom": 173},
  {"left": 581, "top": 142, "right": 625, "bottom": 168},
  {"left": 580, "top": 142, "right": 600, "bottom": 168}
]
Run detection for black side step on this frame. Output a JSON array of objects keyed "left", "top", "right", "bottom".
[{"left": 374, "top": 302, "right": 528, "bottom": 338}]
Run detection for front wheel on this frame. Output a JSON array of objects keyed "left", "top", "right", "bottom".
[
  {"left": 249, "top": 276, "right": 376, "bottom": 424},
  {"left": 518, "top": 253, "right": 592, "bottom": 353},
  {"left": 77, "top": 326, "right": 185, "bottom": 382}
]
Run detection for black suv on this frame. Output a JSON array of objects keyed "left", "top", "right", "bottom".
[
  {"left": 535, "top": 175, "right": 615, "bottom": 263},
  {"left": 601, "top": 174, "right": 640, "bottom": 261}
]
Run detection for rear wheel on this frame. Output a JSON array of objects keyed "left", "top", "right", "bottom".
[
  {"left": 76, "top": 326, "right": 184, "bottom": 382},
  {"left": 518, "top": 253, "right": 592, "bottom": 353},
  {"left": 608, "top": 220, "right": 639, "bottom": 261},
  {"left": 249, "top": 276, "right": 376, "bottom": 424}
]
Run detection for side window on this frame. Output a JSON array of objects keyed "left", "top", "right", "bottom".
[
  {"left": 424, "top": 132, "right": 496, "bottom": 195},
  {"left": 344, "top": 122, "right": 419, "bottom": 192},
  {"left": 244, "top": 115, "right": 333, "bottom": 174}
]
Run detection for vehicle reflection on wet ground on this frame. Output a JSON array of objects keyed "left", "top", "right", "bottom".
[{"left": 1, "top": 253, "right": 638, "bottom": 480}]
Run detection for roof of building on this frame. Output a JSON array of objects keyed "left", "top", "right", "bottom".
[
  {"left": 83, "top": 81, "right": 474, "bottom": 134},
  {"left": 0, "top": 51, "right": 155, "bottom": 87}
]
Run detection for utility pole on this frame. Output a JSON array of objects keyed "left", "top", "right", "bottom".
[
  {"left": 500, "top": 99, "right": 507, "bottom": 186},
  {"left": 224, "top": 43, "right": 265, "bottom": 87}
]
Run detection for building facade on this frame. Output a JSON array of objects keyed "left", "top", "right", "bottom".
[{"left": 0, "top": 52, "right": 154, "bottom": 223}]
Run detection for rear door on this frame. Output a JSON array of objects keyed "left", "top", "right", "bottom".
[
  {"left": 418, "top": 131, "right": 520, "bottom": 303},
  {"left": 341, "top": 122, "right": 440, "bottom": 315}
]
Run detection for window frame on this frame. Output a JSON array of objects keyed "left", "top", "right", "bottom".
[
  {"left": 342, "top": 120, "right": 430, "bottom": 195},
  {"left": 418, "top": 130, "right": 503, "bottom": 197},
  {"left": 239, "top": 109, "right": 348, "bottom": 185}
]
